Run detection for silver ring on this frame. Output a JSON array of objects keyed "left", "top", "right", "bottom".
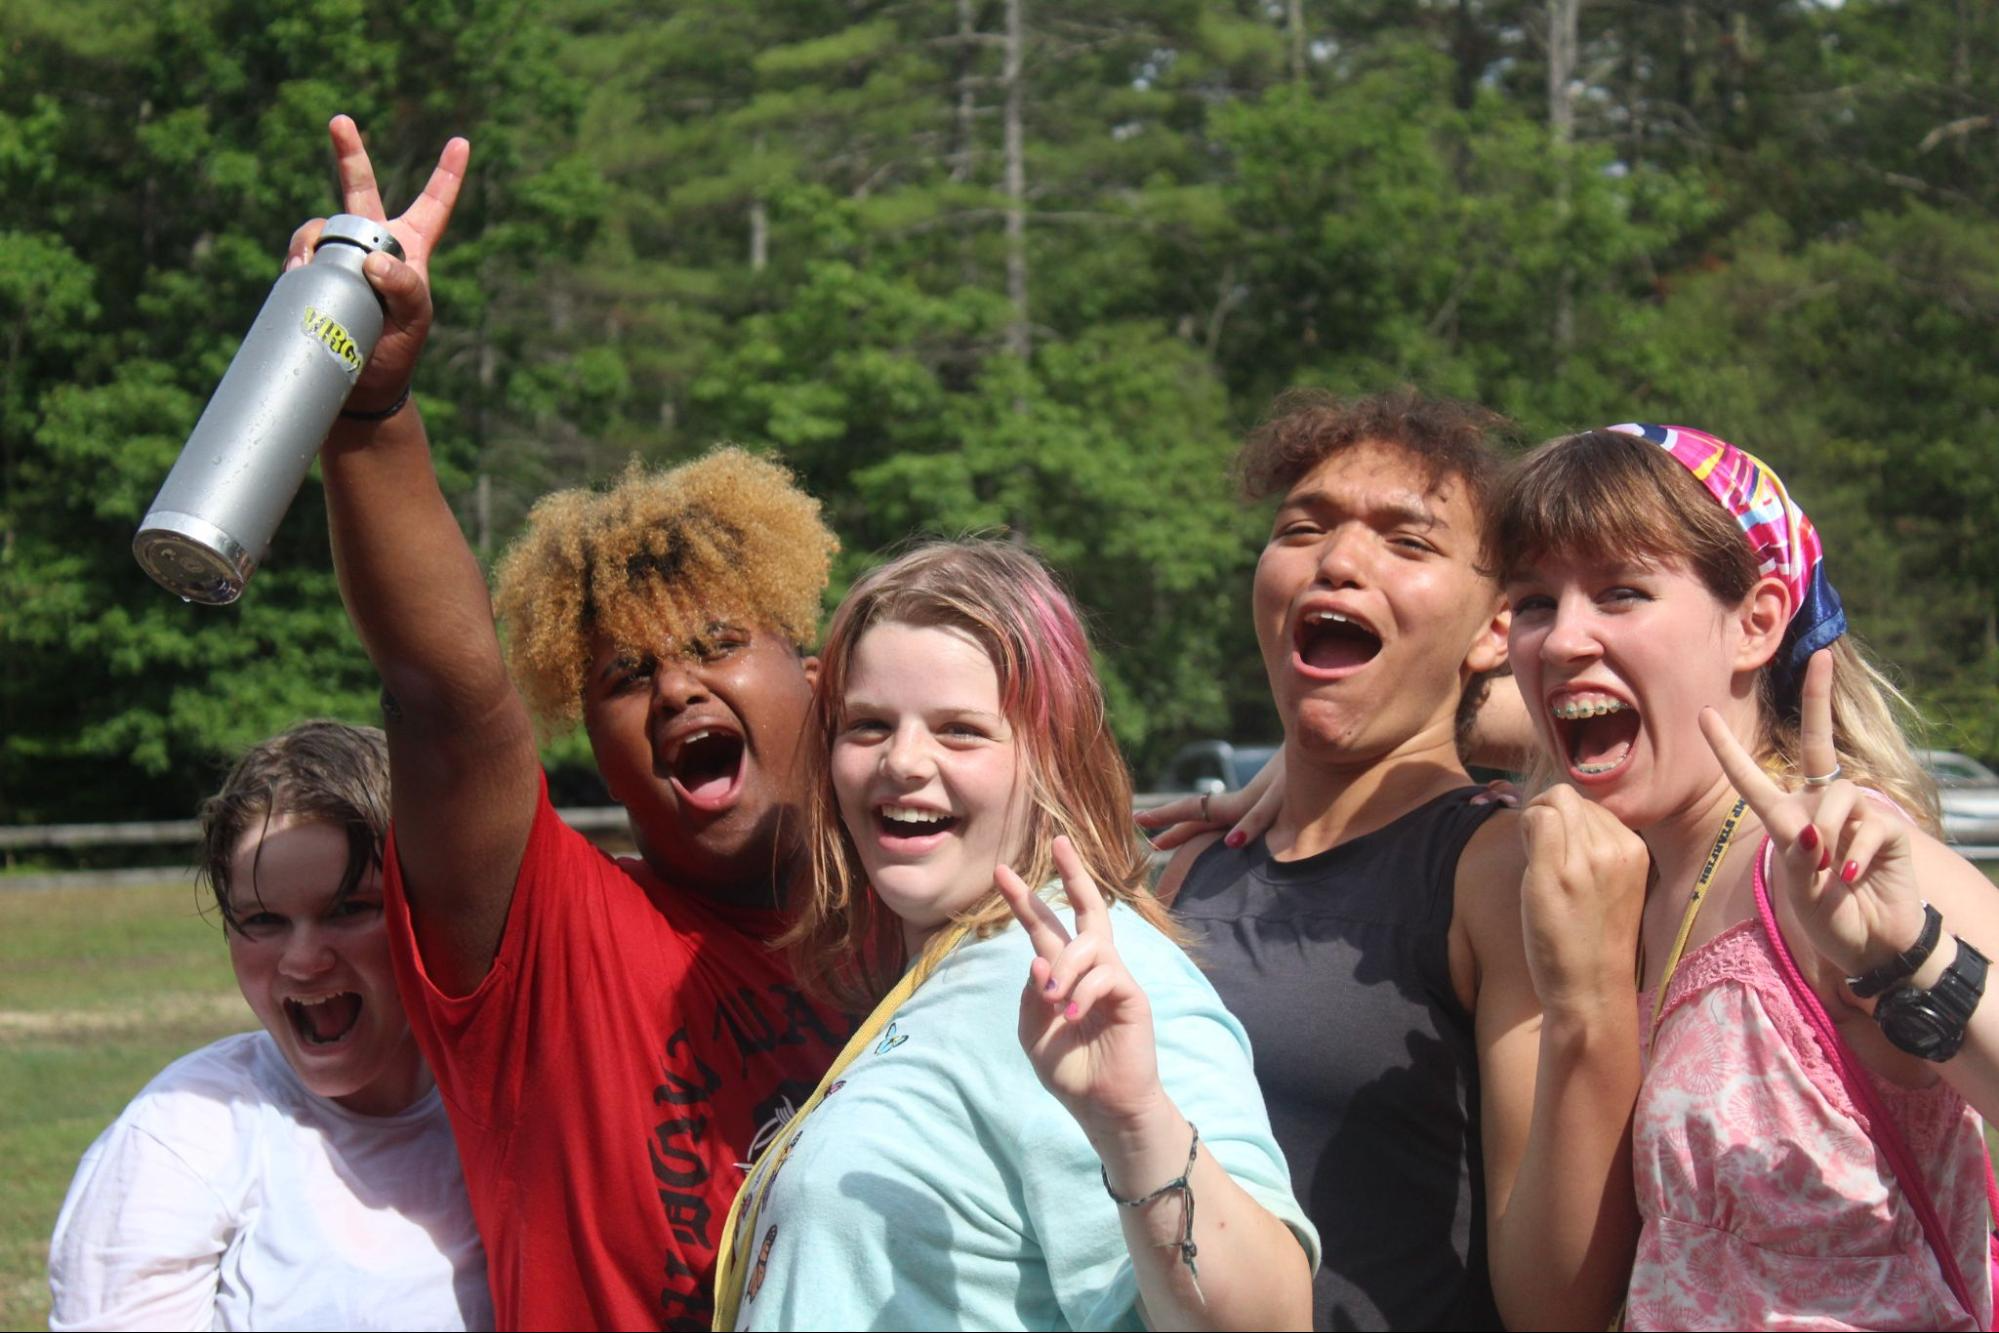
[
  {"left": 1803, "top": 764, "right": 1842, "bottom": 788},
  {"left": 1200, "top": 793, "right": 1212, "bottom": 822}
]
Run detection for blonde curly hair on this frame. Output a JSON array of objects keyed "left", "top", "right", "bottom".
[{"left": 493, "top": 448, "right": 838, "bottom": 729}]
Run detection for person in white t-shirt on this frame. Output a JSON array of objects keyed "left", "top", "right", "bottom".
[{"left": 48, "top": 721, "right": 490, "bottom": 1332}]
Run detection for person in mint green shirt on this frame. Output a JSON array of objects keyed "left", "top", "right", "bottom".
[{"left": 714, "top": 540, "right": 1317, "bottom": 1331}]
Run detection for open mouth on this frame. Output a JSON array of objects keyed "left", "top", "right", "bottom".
[
  {"left": 663, "top": 727, "right": 747, "bottom": 810},
  {"left": 284, "top": 992, "right": 362, "bottom": 1047},
  {"left": 875, "top": 804, "right": 960, "bottom": 846},
  {"left": 1293, "top": 609, "right": 1382, "bottom": 677},
  {"left": 1550, "top": 693, "right": 1641, "bottom": 780}
]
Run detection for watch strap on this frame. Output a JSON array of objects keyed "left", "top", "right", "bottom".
[
  {"left": 1875, "top": 936, "right": 1988, "bottom": 1063},
  {"left": 1847, "top": 900, "right": 1943, "bottom": 999}
]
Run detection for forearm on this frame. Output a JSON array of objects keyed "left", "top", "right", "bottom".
[
  {"left": 1902, "top": 931, "right": 1999, "bottom": 1120},
  {"left": 1092, "top": 1100, "right": 1312, "bottom": 1332},
  {"left": 1842, "top": 845, "right": 1999, "bottom": 1122},
  {"left": 1488, "top": 1006, "right": 1642, "bottom": 1331},
  {"left": 322, "top": 405, "right": 517, "bottom": 725},
  {"left": 321, "top": 402, "right": 538, "bottom": 988}
]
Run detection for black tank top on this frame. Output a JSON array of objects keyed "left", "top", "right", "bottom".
[{"left": 1173, "top": 787, "right": 1504, "bottom": 1331}]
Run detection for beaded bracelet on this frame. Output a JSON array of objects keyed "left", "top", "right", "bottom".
[{"left": 1101, "top": 1122, "right": 1202, "bottom": 1294}]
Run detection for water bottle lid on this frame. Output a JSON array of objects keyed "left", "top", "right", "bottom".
[
  {"left": 315, "top": 214, "right": 405, "bottom": 261},
  {"left": 133, "top": 512, "right": 256, "bottom": 605}
]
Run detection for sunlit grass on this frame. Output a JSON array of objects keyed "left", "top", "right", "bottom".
[{"left": 0, "top": 879, "right": 249, "bottom": 1330}]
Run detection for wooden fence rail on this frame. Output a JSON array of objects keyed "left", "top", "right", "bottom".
[
  {"left": 0, "top": 808, "right": 633, "bottom": 852},
  {"left": 0, "top": 798, "right": 1188, "bottom": 890},
  {"left": 10, "top": 805, "right": 1990, "bottom": 892}
]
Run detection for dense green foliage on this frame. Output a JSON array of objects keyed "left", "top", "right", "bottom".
[{"left": 4, "top": 0, "right": 1999, "bottom": 822}]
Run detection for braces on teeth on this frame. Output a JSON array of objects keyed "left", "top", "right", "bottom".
[{"left": 1551, "top": 698, "right": 1629, "bottom": 720}]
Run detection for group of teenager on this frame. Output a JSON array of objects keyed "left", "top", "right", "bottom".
[{"left": 44, "top": 119, "right": 1999, "bottom": 1332}]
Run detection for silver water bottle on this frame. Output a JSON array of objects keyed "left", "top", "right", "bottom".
[{"left": 133, "top": 214, "right": 403, "bottom": 604}]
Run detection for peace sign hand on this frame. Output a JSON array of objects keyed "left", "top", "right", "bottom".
[
  {"left": 1699, "top": 649, "right": 1928, "bottom": 979},
  {"left": 993, "top": 836, "right": 1165, "bottom": 1137},
  {"left": 283, "top": 116, "right": 470, "bottom": 415}
]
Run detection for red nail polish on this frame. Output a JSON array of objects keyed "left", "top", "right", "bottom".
[
  {"left": 1818, "top": 847, "right": 1831, "bottom": 872},
  {"left": 1841, "top": 860, "right": 1859, "bottom": 884},
  {"left": 1065, "top": 1002, "right": 1079, "bottom": 1021},
  {"left": 1799, "top": 825, "right": 1819, "bottom": 853},
  {"left": 1224, "top": 831, "right": 1244, "bottom": 849}
]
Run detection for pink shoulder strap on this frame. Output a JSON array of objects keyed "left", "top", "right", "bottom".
[{"left": 1752, "top": 837, "right": 1997, "bottom": 1330}]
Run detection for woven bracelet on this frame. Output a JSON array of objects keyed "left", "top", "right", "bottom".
[{"left": 1101, "top": 1122, "right": 1202, "bottom": 1291}]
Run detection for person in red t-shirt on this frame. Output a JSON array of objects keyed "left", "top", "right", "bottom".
[{"left": 292, "top": 118, "right": 852, "bottom": 1330}]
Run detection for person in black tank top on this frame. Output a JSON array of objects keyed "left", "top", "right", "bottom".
[
  {"left": 1174, "top": 788, "right": 1503, "bottom": 1329},
  {"left": 1154, "top": 390, "right": 1651, "bottom": 1331}
]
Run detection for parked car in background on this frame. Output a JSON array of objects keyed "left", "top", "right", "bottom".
[
  {"left": 1919, "top": 750, "right": 1999, "bottom": 847},
  {"left": 1153, "top": 741, "right": 1280, "bottom": 796}
]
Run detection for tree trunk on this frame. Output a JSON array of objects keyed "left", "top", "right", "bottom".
[
  {"left": 1677, "top": 0, "right": 1697, "bottom": 115},
  {"left": 1623, "top": 5, "right": 1645, "bottom": 170},
  {"left": 1725, "top": 6, "right": 1749, "bottom": 132},
  {"left": 1548, "top": 0, "right": 1579, "bottom": 359},
  {"left": 1003, "top": 0, "right": 1030, "bottom": 542},
  {"left": 953, "top": 0, "right": 978, "bottom": 184},
  {"left": 476, "top": 473, "right": 492, "bottom": 559},
  {"left": 1453, "top": 0, "right": 1480, "bottom": 111},
  {"left": 1288, "top": 0, "right": 1307, "bottom": 84},
  {"left": 475, "top": 239, "right": 497, "bottom": 558},
  {"left": 1957, "top": 0, "right": 1973, "bottom": 91},
  {"left": 1003, "top": 0, "right": 1030, "bottom": 365},
  {"left": 749, "top": 135, "right": 768, "bottom": 273}
]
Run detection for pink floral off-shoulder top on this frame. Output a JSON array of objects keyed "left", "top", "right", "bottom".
[{"left": 1628, "top": 917, "right": 1993, "bottom": 1331}]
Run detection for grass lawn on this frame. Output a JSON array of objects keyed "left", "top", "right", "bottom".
[{"left": 0, "top": 877, "right": 250, "bottom": 1330}]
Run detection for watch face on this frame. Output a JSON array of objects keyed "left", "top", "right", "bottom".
[{"left": 1876, "top": 992, "right": 1963, "bottom": 1062}]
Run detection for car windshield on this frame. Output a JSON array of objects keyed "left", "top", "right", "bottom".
[
  {"left": 1232, "top": 745, "right": 1280, "bottom": 789},
  {"left": 1923, "top": 751, "right": 1999, "bottom": 788}
]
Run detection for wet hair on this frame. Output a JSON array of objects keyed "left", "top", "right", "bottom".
[
  {"left": 197, "top": 721, "right": 390, "bottom": 931},
  {"left": 786, "top": 539, "right": 1180, "bottom": 1011},
  {"left": 494, "top": 447, "right": 838, "bottom": 731},
  {"left": 1234, "top": 386, "right": 1513, "bottom": 555},
  {"left": 1491, "top": 429, "right": 1938, "bottom": 831}
]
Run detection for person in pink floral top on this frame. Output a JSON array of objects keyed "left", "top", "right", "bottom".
[{"left": 1492, "top": 423, "right": 1999, "bottom": 1331}]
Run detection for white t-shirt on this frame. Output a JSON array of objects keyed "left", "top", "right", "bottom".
[{"left": 48, "top": 1030, "right": 490, "bottom": 1331}]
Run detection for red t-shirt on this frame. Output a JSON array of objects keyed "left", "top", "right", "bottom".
[{"left": 383, "top": 776, "right": 851, "bottom": 1330}]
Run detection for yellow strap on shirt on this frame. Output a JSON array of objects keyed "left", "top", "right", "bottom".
[
  {"left": 1647, "top": 797, "right": 1748, "bottom": 1045},
  {"left": 711, "top": 922, "right": 970, "bottom": 1331},
  {"left": 1609, "top": 797, "right": 1748, "bottom": 1333}
]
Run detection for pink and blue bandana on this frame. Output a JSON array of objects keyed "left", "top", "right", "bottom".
[{"left": 1606, "top": 422, "right": 1847, "bottom": 699}]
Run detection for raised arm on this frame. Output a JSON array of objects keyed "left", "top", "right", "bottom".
[
  {"left": 996, "top": 842, "right": 1313, "bottom": 1331},
  {"left": 1469, "top": 797, "right": 1648, "bottom": 1331},
  {"left": 1706, "top": 649, "right": 1999, "bottom": 1120},
  {"left": 302, "top": 117, "right": 539, "bottom": 995}
]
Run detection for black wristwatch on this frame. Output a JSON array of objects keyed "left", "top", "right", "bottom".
[
  {"left": 1874, "top": 936, "right": 1989, "bottom": 1062},
  {"left": 1847, "top": 902, "right": 1944, "bottom": 999}
]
